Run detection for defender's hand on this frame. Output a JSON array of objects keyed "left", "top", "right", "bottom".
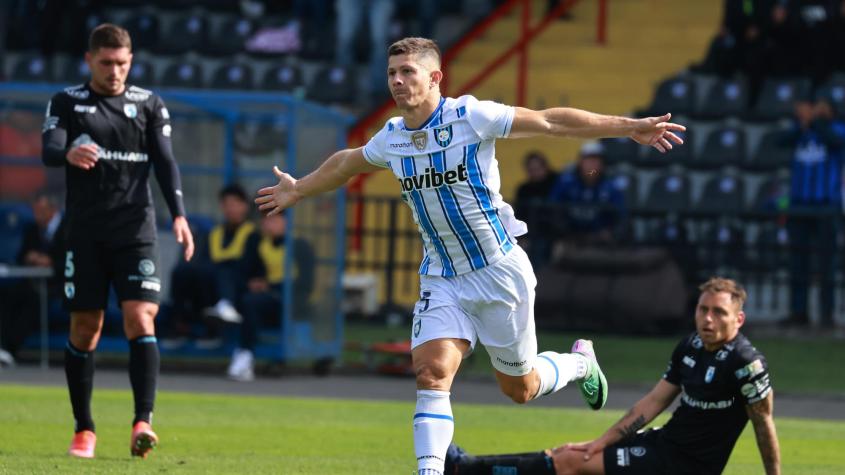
[
  {"left": 172, "top": 216, "right": 194, "bottom": 261},
  {"left": 66, "top": 144, "right": 99, "bottom": 170},
  {"left": 630, "top": 113, "right": 686, "bottom": 153},
  {"left": 559, "top": 439, "right": 606, "bottom": 461},
  {"left": 255, "top": 166, "right": 303, "bottom": 216}
]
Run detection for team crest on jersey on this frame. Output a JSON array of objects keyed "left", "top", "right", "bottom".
[
  {"left": 124, "top": 104, "right": 138, "bottom": 118},
  {"left": 705, "top": 366, "right": 716, "bottom": 383},
  {"left": 434, "top": 125, "right": 453, "bottom": 148},
  {"left": 412, "top": 131, "right": 427, "bottom": 151},
  {"left": 138, "top": 259, "right": 156, "bottom": 276}
]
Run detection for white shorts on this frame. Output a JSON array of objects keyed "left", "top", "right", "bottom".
[{"left": 410, "top": 245, "right": 538, "bottom": 376}]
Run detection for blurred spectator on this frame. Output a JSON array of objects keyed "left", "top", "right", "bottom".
[
  {"left": 227, "top": 212, "right": 315, "bottom": 381},
  {"left": 696, "top": 0, "right": 770, "bottom": 78},
  {"left": 514, "top": 151, "right": 558, "bottom": 269},
  {"left": 783, "top": 99, "right": 845, "bottom": 328},
  {"left": 335, "top": 0, "right": 395, "bottom": 100},
  {"left": 164, "top": 185, "right": 258, "bottom": 348},
  {"left": 548, "top": 141, "right": 626, "bottom": 245},
  {"left": 0, "top": 192, "right": 65, "bottom": 362}
]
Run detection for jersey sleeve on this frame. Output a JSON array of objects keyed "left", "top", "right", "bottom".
[
  {"left": 733, "top": 346, "right": 772, "bottom": 405},
  {"left": 362, "top": 124, "right": 391, "bottom": 168},
  {"left": 41, "top": 93, "right": 70, "bottom": 167},
  {"left": 147, "top": 95, "right": 187, "bottom": 218},
  {"left": 662, "top": 336, "right": 687, "bottom": 386},
  {"left": 464, "top": 95, "right": 515, "bottom": 140}
]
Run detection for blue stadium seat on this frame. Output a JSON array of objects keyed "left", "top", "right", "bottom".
[
  {"left": 60, "top": 57, "right": 90, "bottom": 85},
  {"left": 693, "top": 126, "right": 746, "bottom": 169},
  {"left": 752, "top": 77, "right": 812, "bottom": 120},
  {"left": 815, "top": 73, "right": 845, "bottom": 118},
  {"left": 211, "top": 63, "right": 254, "bottom": 90},
  {"left": 698, "top": 77, "right": 748, "bottom": 118},
  {"left": 262, "top": 64, "right": 305, "bottom": 94},
  {"left": 11, "top": 55, "right": 53, "bottom": 82},
  {"left": 752, "top": 175, "right": 789, "bottom": 212},
  {"left": 127, "top": 60, "right": 155, "bottom": 87},
  {"left": 600, "top": 137, "right": 638, "bottom": 165},
  {"left": 745, "top": 129, "right": 792, "bottom": 170},
  {"left": 644, "top": 76, "right": 696, "bottom": 116},
  {"left": 611, "top": 172, "right": 638, "bottom": 208},
  {"left": 160, "top": 61, "right": 204, "bottom": 88},
  {"left": 644, "top": 173, "right": 690, "bottom": 212},
  {"left": 306, "top": 65, "right": 356, "bottom": 105},
  {"left": 156, "top": 13, "right": 208, "bottom": 55},
  {"left": 203, "top": 17, "right": 254, "bottom": 56},
  {"left": 696, "top": 175, "right": 745, "bottom": 214},
  {"left": 125, "top": 11, "right": 160, "bottom": 52},
  {"left": 0, "top": 203, "right": 33, "bottom": 264}
]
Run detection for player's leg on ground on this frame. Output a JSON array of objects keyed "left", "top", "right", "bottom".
[
  {"left": 123, "top": 300, "right": 160, "bottom": 425},
  {"left": 412, "top": 338, "right": 469, "bottom": 475},
  {"left": 66, "top": 310, "right": 104, "bottom": 434},
  {"left": 446, "top": 443, "right": 557, "bottom": 475}
]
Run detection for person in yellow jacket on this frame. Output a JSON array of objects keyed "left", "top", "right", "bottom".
[{"left": 226, "top": 211, "right": 315, "bottom": 381}]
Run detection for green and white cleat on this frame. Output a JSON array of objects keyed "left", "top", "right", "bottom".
[{"left": 571, "top": 339, "right": 608, "bottom": 410}]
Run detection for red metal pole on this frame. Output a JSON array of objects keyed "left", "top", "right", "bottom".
[
  {"left": 516, "top": 0, "right": 530, "bottom": 107},
  {"left": 597, "top": 0, "right": 607, "bottom": 45}
]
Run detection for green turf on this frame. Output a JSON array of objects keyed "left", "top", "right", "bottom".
[
  {"left": 0, "top": 384, "right": 842, "bottom": 474},
  {"left": 345, "top": 323, "right": 845, "bottom": 395}
]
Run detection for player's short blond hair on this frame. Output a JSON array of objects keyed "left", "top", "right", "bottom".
[
  {"left": 699, "top": 277, "right": 747, "bottom": 310},
  {"left": 388, "top": 37, "right": 441, "bottom": 68}
]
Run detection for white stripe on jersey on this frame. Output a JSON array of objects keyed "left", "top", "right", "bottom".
[{"left": 363, "top": 95, "right": 527, "bottom": 277}]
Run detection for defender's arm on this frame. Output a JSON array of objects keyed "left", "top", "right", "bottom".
[{"left": 746, "top": 391, "right": 781, "bottom": 475}]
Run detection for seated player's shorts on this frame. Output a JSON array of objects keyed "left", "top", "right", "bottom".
[
  {"left": 410, "top": 245, "right": 537, "bottom": 376},
  {"left": 603, "top": 428, "right": 690, "bottom": 475},
  {"left": 62, "top": 239, "right": 162, "bottom": 311}
]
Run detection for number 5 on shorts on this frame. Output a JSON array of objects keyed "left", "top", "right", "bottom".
[
  {"left": 418, "top": 291, "right": 431, "bottom": 313},
  {"left": 65, "top": 251, "right": 75, "bottom": 278}
]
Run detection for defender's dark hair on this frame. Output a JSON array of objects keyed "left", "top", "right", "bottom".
[
  {"left": 89, "top": 23, "right": 132, "bottom": 52},
  {"left": 388, "top": 37, "right": 441, "bottom": 67},
  {"left": 219, "top": 184, "right": 248, "bottom": 202}
]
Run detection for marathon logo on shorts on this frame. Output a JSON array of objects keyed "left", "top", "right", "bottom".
[
  {"left": 496, "top": 356, "right": 528, "bottom": 368},
  {"left": 141, "top": 280, "right": 161, "bottom": 292},
  {"left": 399, "top": 165, "right": 468, "bottom": 192},
  {"left": 616, "top": 448, "right": 630, "bottom": 467}
]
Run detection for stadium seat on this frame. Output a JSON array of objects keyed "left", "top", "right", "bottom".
[
  {"left": 156, "top": 13, "right": 208, "bottom": 55},
  {"left": 696, "top": 175, "right": 745, "bottom": 215},
  {"left": 752, "top": 77, "right": 812, "bottom": 120},
  {"left": 752, "top": 222, "right": 790, "bottom": 271},
  {"left": 11, "top": 55, "right": 53, "bottom": 82},
  {"left": 698, "top": 77, "right": 748, "bottom": 118},
  {"left": 306, "top": 65, "right": 356, "bottom": 105},
  {"left": 638, "top": 129, "right": 691, "bottom": 168},
  {"left": 600, "top": 137, "right": 638, "bottom": 165},
  {"left": 814, "top": 73, "right": 845, "bottom": 117},
  {"left": 211, "top": 63, "right": 254, "bottom": 90},
  {"left": 61, "top": 58, "right": 90, "bottom": 85},
  {"left": 644, "top": 76, "right": 696, "bottom": 116},
  {"left": 160, "top": 61, "right": 204, "bottom": 88},
  {"left": 0, "top": 203, "right": 33, "bottom": 264},
  {"left": 693, "top": 126, "right": 746, "bottom": 169},
  {"left": 751, "top": 175, "right": 789, "bottom": 213},
  {"left": 262, "top": 64, "right": 305, "bottom": 94},
  {"left": 202, "top": 17, "right": 254, "bottom": 56},
  {"left": 611, "top": 172, "right": 639, "bottom": 208},
  {"left": 745, "top": 129, "right": 792, "bottom": 170},
  {"left": 125, "top": 11, "right": 160, "bottom": 52},
  {"left": 699, "top": 220, "right": 746, "bottom": 269},
  {"left": 127, "top": 60, "right": 155, "bottom": 87},
  {"left": 644, "top": 173, "right": 690, "bottom": 212}
]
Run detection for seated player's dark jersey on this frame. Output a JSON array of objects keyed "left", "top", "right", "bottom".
[
  {"left": 42, "top": 83, "right": 182, "bottom": 243},
  {"left": 659, "top": 332, "right": 771, "bottom": 474}
]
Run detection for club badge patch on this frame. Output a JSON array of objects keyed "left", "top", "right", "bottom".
[
  {"left": 434, "top": 125, "right": 453, "bottom": 148},
  {"left": 413, "top": 318, "right": 422, "bottom": 338},
  {"left": 123, "top": 104, "right": 138, "bottom": 118},
  {"left": 65, "top": 282, "right": 76, "bottom": 299},
  {"left": 412, "top": 131, "right": 427, "bottom": 151},
  {"left": 705, "top": 366, "right": 716, "bottom": 383},
  {"left": 138, "top": 259, "right": 155, "bottom": 276}
]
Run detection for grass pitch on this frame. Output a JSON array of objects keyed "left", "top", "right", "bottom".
[{"left": 0, "top": 385, "right": 843, "bottom": 474}]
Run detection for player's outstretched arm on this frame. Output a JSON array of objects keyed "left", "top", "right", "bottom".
[
  {"left": 508, "top": 107, "right": 686, "bottom": 153},
  {"left": 746, "top": 391, "right": 781, "bottom": 475},
  {"left": 255, "top": 147, "right": 383, "bottom": 216},
  {"left": 564, "top": 379, "right": 680, "bottom": 461}
]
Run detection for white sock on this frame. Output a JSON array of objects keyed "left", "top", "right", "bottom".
[
  {"left": 414, "top": 389, "right": 453, "bottom": 475},
  {"left": 533, "top": 352, "right": 589, "bottom": 398}
]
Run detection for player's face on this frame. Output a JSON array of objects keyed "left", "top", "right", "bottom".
[
  {"left": 220, "top": 195, "right": 249, "bottom": 225},
  {"left": 387, "top": 54, "right": 438, "bottom": 109},
  {"left": 86, "top": 47, "right": 132, "bottom": 96},
  {"left": 261, "top": 213, "right": 286, "bottom": 237},
  {"left": 695, "top": 291, "right": 745, "bottom": 351}
]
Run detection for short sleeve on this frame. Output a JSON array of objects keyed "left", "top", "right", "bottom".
[
  {"left": 733, "top": 348, "right": 771, "bottom": 405},
  {"left": 464, "top": 95, "right": 515, "bottom": 140},
  {"left": 362, "top": 124, "right": 391, "bottom": 168},
  {"left": 662, "top": 337, "right": 686, "bottom": 385}
]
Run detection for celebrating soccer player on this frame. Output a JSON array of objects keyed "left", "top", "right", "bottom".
[
  {"left": 41, "top": 24, "right": 194, "bottom": 459},
  {"left": 256, "top": 37, "right": 685, "bottom": 475},
  {"left": 446, "top": 278, "right": 781, "bottom": 475}
]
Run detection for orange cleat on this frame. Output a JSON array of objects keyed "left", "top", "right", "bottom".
[
  {"left": 130, "top": 421, "right": 158, "bottom": 458},
  {"left": 68, "top": 430, "right": 96, "bottom": 458}
]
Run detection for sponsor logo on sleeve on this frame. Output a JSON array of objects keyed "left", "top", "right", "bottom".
[
  {"left": 160, "top": 107, "right": 170, "bottom": 119},
  {"left": 74, "top": 104, "right": 97, "bottom": 114},
  {"left": 734, "top": 359, "right": 764, "bottom": 379},
  {"left": 162, "top": 124, "right": 172, "bottom": 137}
]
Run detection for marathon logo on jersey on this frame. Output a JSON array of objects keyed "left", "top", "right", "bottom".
[
  {"left": 123, "top": 104, "right": 138, "bottom": 118},
  {"left": 495, "top": 356, "right": 528, "bottom": 368},
  {"left": 682, "top": 393, "right": 734, "bottom": 410},
  {"left": 399, "top": 164, "right": 468, "bottom": 192},
  {"left": 434, "top": 125, "right": 453, "bottom": 148},
  {"left": 74, "top": 104, "right": 97, "bottom": 114}
]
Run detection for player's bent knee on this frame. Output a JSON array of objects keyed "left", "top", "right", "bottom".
[{"left": 414, "top": 361, "right": 453, "bottom": 389}]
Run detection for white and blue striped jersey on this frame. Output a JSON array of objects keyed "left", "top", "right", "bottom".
[{"left": 363, "top": 95, "right": 528, "bottom": 277}]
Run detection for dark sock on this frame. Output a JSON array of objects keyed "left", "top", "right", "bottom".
[
  {"left": 129, "top": 335, "right": 160, "bottom": 425},
  {"left": 455, "top": 452, "right": 555, "bottom": 475},
  {"left": 64, "top": 341, "right": 95, "bottom": 433}
]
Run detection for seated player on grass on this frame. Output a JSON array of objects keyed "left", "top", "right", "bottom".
[{"left": 446, "top": 277, "right": 780, "bottom": 475}]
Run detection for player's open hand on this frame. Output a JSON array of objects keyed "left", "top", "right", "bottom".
[
  {"left": 172, "top": 216, "right": 195, "bottom": 261},
  {"left": 255, "top": 166, "right": 302, "bottom": 216},
  {"left": 559, "top": 439, "right": 606, "bottom": 461},
  {"left": 66, "top": 144, "right": 99, "bottom": 170},
  {"left": 630, "top": 113, "right": 686, "bottom": 153}
]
